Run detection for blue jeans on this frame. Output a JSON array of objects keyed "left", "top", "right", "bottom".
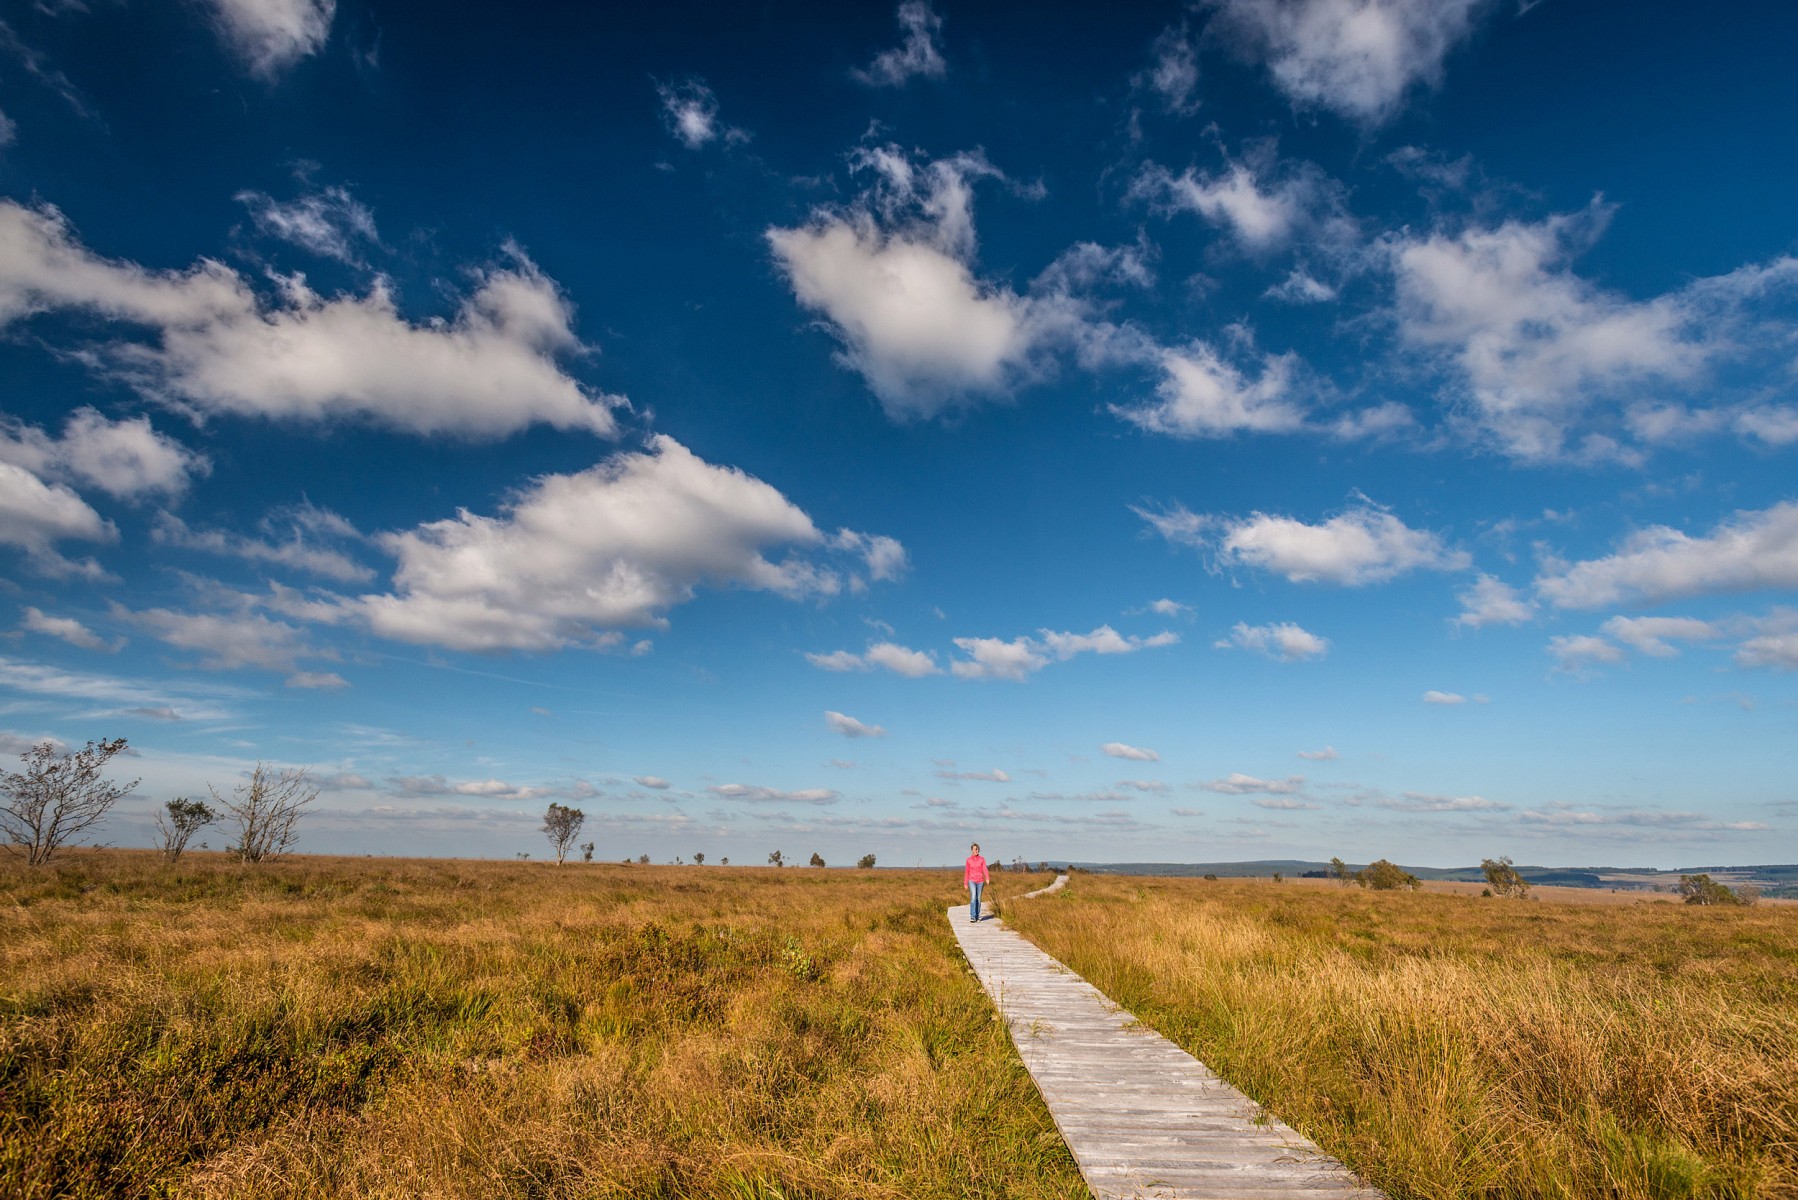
[{"left": 968, "top": 880, "right": 984, "bottom": 921}]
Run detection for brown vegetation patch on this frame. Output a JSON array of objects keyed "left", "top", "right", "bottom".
[{"left": 0, "top": 852, "right": 1081, "bottom": 1199}]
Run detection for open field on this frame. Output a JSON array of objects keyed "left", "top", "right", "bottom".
[
  {"left": 1312, "top": 877, "right": 1798, "bottom": 908},
  {"left": 0, "top": 852, "right": 1080, "bottom": 1200},
  {"left": 1004, "top": 874, "right": 1798, "bottom": 1200}
]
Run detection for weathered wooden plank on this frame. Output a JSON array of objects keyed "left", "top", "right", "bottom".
[{"left": 953, "top": 881, "right": 1383, "bottom": 1200}]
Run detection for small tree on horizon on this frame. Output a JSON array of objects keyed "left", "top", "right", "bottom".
[
  {"left": 155, "top": 797, "right": 216, "bottom": 864},
  {"left": 1, "top": 737, "right": 136, "bottom": 866},
  {"left": 809, "top": 851, "right": 826, "bottom": 868},
  {"left": 638, "top": 853, "right": 650, "bottom": 864},
  {"left": 720, "top": 856, "right": 729, "bottom": 866},
  {"left": 693, "top": 851, "right": 705, "bottom": 865},
  {"left": 1355, "top": 858, "right": 1420, "bottom": 891},
  {"left": 768, "top": 849, "right": 784, "bottom": 868},
  {"left": 542, "top": 802, "right": 585, "bottom": 865},
  {"left": 1481, "top": 855, "right": 1530, "bottom": 898},
  {"left": 858, "top": 853, "right": 876, "bottom": 869},
  {"left": 579, "top": 841, "right": 595, "bottom": 863},
  {"left": 213, "top": 763, "right": 315, "bottom": 864},
  {"left": 1329, "top": 856, "right": 1352, "bottom": 886},
  {"left": 1678, "top": 873, "right": 1745, "bottom": 906}
]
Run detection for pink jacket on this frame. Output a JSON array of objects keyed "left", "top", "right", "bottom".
[{"left": 964, "top": 854, "right": 989, "bottom": 884}]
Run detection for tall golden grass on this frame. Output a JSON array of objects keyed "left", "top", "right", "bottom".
[
  {"left": 1003, "top": 874, "right": 1798, "bottom": 1200},
  {"left": 0, "top": 852, "right": 1081, "bottom": 1200}
]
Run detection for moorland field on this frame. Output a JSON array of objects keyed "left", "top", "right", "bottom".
[
  {"left": 1006, "top": 875, "right": 1798, "bottom": 1200},
  {"left": 3, "top": 853, "right": 1795, "bottom": 1199},
  {"left": 0, "top": 853, "right": 1078, "bottom": 1200}
]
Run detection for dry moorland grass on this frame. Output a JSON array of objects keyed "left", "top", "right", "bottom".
[
  {"left": 0, "top": 852, "right": 1081, "bottom": 1200},
  {"left": 1003, "top": 874, "right": 1798, "bottom": 1200}
]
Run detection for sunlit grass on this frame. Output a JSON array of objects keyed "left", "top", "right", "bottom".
[
  {"left": 1003, "top": 874, "right": 1798, "bottom": 1200},
  {"left": 0, "top": 852, "right": 1080, "bottom": 1200}
]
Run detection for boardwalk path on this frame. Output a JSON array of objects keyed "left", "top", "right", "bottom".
[{"left": 951, "top": 878, "right": 1383, "bottom": 1200}]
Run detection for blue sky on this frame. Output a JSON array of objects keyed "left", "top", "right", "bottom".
[{"left": 2, "top": 0, "right": 1795, "bottom": 868}]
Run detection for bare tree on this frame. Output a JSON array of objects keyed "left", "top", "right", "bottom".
[
  {"left": 542, "top": 802, "right": 585, "bottom": 865},
  {"left": 2, "top": 738, "right": 136, "bottom": 866},
  {"left": 212, "top": 763, "right": 316, "bottom": 864},
  {"left": 1481, "top": 856, "right": 1530, "bottom": 898},
  {"left": 155, "top": 797, "right": 216, "bottom": 864}
]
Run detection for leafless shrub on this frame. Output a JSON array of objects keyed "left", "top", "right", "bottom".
[
  {"left": 212, "top": 764, "right": 316, "bottom": 864},
  {"left": 1, "top": 738, "right": 135, "bottom": 866}
]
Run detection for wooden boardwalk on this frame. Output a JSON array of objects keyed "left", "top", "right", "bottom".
[{"left": 952, "top": 880, "right": 1383, "bottom": 1200}]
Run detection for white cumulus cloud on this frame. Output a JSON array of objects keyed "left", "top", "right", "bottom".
[
  {"left": 236, "top": 185, "right": 379, "bottom": 263},
  {"left": 360, "top": 436, "right": 896, "bottom": 652},
  {"left": 1112, "top": 342, "right": 1307, "bottom": 437},
  {"left": 1131, "top": 143, "right": 1350, "bottom": 255},
  {"left": 854, "top": 0, "right": 947, "bottom": 87},
  {"left": 709, "top": 783, "right": 840, "bottom": 805},
  {"left": 119, "top": 603, "right": 329, "bottom": 678},
  {"left": 767, "top": 147, "right": 1083, "bottom": 420},
  {"left": 1453, "top": 573, "right": 1533, "bottom": 629},
  {"left": 805, "top": 641, "right": 941, "bottom": 677},
  {"left": 1535, "top": 502, "right": 1798, "bottom": 609},
  {"left": 286, "top": 671, "right": 348, "bottom": 689},
  {"left": 951, "top": 625, "right": 1178, "bottom": 681},
  {"left": 1380, "top": 792, "right": 1506, "bottom": 812},
  {"left": 1136, "top": 24, "right": 1201, "bottom": 114},
  {"left": 1600, "top": 615, "right": 1720, "bottom": 658},
  {"left": 1102, "top": 741, "right": 1159, "bottom": 762},
  {"left": 154, "top": 507, "right": 371, "bottom": 583},
  {"left": 1547, "top": 634, "right": 1626, "bottom": 674},
  {"left": 1141, "top": 500, "right": 1468, "bottom": 585},
  {"left": 205, "top": 0, "right": 334, "bottom": 79},
  {"left": 1390, "top": 205, "right": 1798, "bottom": 461},
  {"left": 1, "top": 407, "right": 206, "bottom": 500},
  {"left": 656, "top": 78, "right": 747, "bottom": 150},
  {"left": 1218, "top": 621, "right": 1330, "bottom": 661},
  {"left": 0, "top": 201, "right": 619, "bottom": 439},
  {"left": 1200, "top": 773, "right": 1304, "bottom": 795},
  {"left": 0, "top": 460, "right": 114, "bottom": 578},
  {"left": 1737, "top": 629, "right": 1798, "bottom": 671},
  {"left": 1205, "top": 0, "right": 1497, "bottom": 125},
  {"left": 825, "top": 710, "right": 886, "bottom": 738},
  {"left": 21, "top": 607, "right": 123, "bottom": 653}
]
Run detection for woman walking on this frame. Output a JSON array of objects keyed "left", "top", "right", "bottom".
[{"left": 964, "top": 842, "right": 989, "bottom": 923}]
